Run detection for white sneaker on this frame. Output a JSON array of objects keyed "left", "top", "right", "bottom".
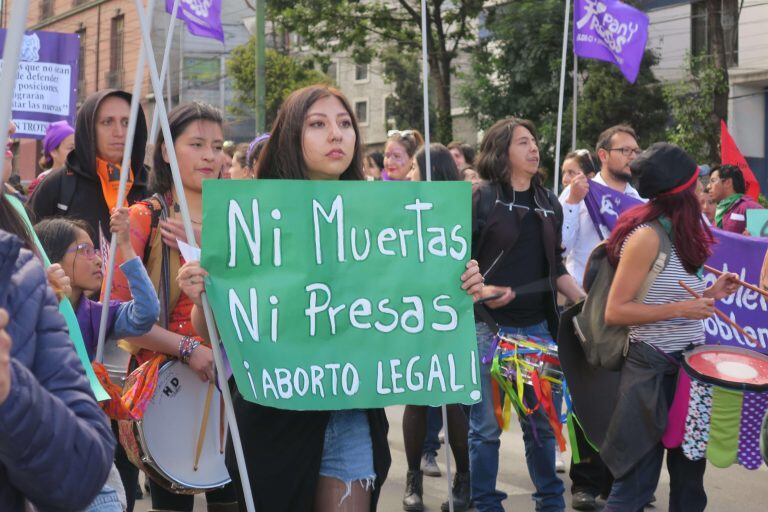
[{"left": 555, "top": 453, "right": 566, "bottom": 473}]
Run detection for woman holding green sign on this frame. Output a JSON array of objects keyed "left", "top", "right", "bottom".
[
  {"left": 180, "top": 85, "right": 485, "bottom": 512},
  {"left": 109, "top": 102, "right": 238, "bottom": 511}
]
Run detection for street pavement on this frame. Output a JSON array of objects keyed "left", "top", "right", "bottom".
[{"left": 136, "top": 404, "right": 768, "bottom": 511}]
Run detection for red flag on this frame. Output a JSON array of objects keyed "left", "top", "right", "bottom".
[{"left": 721, "top": 120, "right": 761, "bottom": 200}]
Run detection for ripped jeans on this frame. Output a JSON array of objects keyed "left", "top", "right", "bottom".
[{"left": 319, "top": 410, "right": 376, "bottom": 503}]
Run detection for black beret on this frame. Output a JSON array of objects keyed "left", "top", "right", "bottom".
[{"left": 631, "top": 142, "right": 698, "bottom": 199}]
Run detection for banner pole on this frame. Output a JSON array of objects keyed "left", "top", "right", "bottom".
[
  {"left": 149, "top": 0, "right": 181, "bottom": 146},
  {"left": 0, "top": 0, "right": 29, "bottom": 184},
  {"left": 133, "top": 2, "right": 256, "bottom": 510},
  {"left": 572, "top": 55, "right": 578, "bottom": 151},
  {"left": 95, "top": 0, "right": 157, "bottom": 364},
  {"left": 553, "top": 0, "right": 572, "bottom": 196},
  {"left": 420, "top": 0, "right": 432, "bottom": 181},
  {"left": 420, "top": 1, "right": 451, "bottom": 508}
]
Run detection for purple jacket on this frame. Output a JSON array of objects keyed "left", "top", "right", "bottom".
[
  {"left": 0, "top": 231, "right": 115, "bottom": 511},
  {"left": 721, "top": 195, "right": 764, "bottom": 234}
]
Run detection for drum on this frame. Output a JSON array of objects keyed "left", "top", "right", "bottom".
[
  {"left": 683, "top": 345, "right": 768, "bottom": 392},
  {"left": 490, "top": 334, "right": 567, "bottom": 450},
  {"left": 120, "top": 360, "right": 231, "bottom": 493},
  {"left": 102, "top": 338, "right": 132, "bottom": 387},
  {"left": 495, "top": 335, "right": 563, "bottom": 389},
  {"left": 663, "top": 345, "right": 768, "bottom": 470},
  {"left": 761, "top": 409, "right": 768, "bottom": 465}
]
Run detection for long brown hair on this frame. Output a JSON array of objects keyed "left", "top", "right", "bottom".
[
  {"left": 476, "top": 117, "right": 538, "bottom": 185},
  {"left": 257, "top": 85, "right": 364, "bottom": 181}
]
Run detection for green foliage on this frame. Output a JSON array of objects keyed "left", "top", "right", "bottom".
[
  {"left": 463, "top": 0, "right": 667, "bottom": 172},
  {"left": 568, "top": 50, "right": 668, "bottom": 151},
  {"left": 462, "top": 0, "right": 567, "bottom": 138},
  {"left": 227, "top": 39, "right": 331, "bottom": 128},
  {"left": 664, "top": 54, "right": 729, "bottom": 163},
  {"left": 269, "top": 1, "right": 485, "bottom": 142}
]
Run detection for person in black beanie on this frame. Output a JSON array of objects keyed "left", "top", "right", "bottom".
[{"left": 599, "top": 143, "right": 740, "bottom": 511}]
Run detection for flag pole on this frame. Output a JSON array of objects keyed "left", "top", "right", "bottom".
[
  {"left": 553, "top": 0, "right": 572, "bottom": 196},
  {"left": 571, "top": 55, "right": 578, "bottom": 151},
  {"left": 149, "top": 0, "right": 181, "bottom": 145},
  {"left": 95, "top": 0, "right": 158, "bottom": 364},
  {"left": 133, "top": 2, "right": 256, "bottom": 511},
  {"left": 0, "top": 0, "right": 29, "bottom": 184},
  {"left": 420, "top": 2, "right": 453, "bottom": 508}
]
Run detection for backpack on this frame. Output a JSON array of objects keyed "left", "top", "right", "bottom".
[
  {"left": 55, "top": 169, "right": 78, "bottom": 214},
  {"left": 572, "top": 221, "right": 671, "bottom": 370}
]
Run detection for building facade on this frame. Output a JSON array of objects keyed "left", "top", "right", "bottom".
[
  {"left": 643, "top": 0, "right": 768, "bottom": 188},
  {"left": 3, "top": 0, "right": 255, "bottom": 182}
]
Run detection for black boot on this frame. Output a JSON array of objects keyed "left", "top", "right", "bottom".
[
  {"left": 403, "top": 470, "right": 424, "bottom": 511},
  {"left": 441, "top": 472, "right": 471, "bottom": 512}
]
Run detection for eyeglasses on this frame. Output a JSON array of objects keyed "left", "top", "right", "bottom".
[
  {"left": 65, "top": 242, "right": 98, "bottom": 260},
  {"left": 608, "top": 147, "right": 642, "bottom": 157},
  {"left": 387, "top": 129, "right": 415, "bottom": 139}
]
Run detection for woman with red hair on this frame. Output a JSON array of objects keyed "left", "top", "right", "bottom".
[{"left": 601, "top": 143, "right": 739, "bottom": 511}]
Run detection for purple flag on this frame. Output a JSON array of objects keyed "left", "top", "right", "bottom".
[
  {"left": 584, "top": 180, "right": 768, "bottom": 354},
  {"left": 0, "top": 30, "right": 79, "bottom": 139},
  {"left": 167, "top": 0, "right": 224, "bottom": 43},
  {"left": 573, "top": 0, "right": 649, "bottom": 83}
]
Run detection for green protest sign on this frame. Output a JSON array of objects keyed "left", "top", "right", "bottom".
[
  {"left": 746, "top": 209, "right": 768, "bottom": 238},
  {"left": 202, "top": 180, "right": 480, "bottom": 410},
  {"left": 6, "top": 194, "right": 109, "bottom": 401}
]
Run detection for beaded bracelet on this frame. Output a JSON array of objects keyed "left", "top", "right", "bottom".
[{"left": 178, "top": 336, "right": 201, "bottom": 365}]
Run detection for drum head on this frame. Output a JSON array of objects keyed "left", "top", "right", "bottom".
[
  {"left": 139, "top": 361, "right": 231, "bottom": 491},
  {"left": 683, "top": 345, "right": 768, "bottom": 392}
]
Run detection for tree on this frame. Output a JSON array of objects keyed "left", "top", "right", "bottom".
[
  {"left": 379, "top": 47, "right": 436, "bottom": 136},
  {"left": 269, "top": 1, "right": 484, "bottom": 143},
  {"left": 227, "top": 39, "right": 331, "bottom": 129},
  {"left": 664, "top": 54, "right": 728, "bottom": 163},
  {"left": 463, "top": 0, "right": 667, "bottom": 172},
  {"left": 568, "top": 51, "right": 668, "bottom": 151}
]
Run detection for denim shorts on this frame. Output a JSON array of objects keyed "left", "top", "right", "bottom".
[
  {"left": 80, "top": 484, "right": 123, "bottom": 512},
  {"left": 319, "top": 409, "right": 376, "bottom": 485}
]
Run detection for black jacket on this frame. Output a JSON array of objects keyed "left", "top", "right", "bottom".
[
  {"left": 29, "top": 89, "right": 149, "bottom": 242},
  {"left": 471, "top": 178, "right": 569, "bottom": 336}
]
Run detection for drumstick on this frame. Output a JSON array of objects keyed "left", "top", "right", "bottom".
[
  {"left": 678, "top": 281, "right": 759, "bottom": 346},
  {"left": 194, "top": 382, "right": 215, "bottom": 471},
  {"left": 219, "top": 393, "right": 225, "bottom": 454},
  {"left": 704, "top": 265, "right": 768, "bottom": 299}
]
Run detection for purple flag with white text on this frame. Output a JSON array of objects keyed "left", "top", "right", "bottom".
[
  {"left": 167, "top": 0, "right": 224, "bottom": 43},
  {"left": 584, "top": 179, "right": 768, "bottom": 353},
  {"left": 0, "top": 30, "right": 79, "bottom": 139},
  {"left": 573, "top": 0, "right": 649, "bottom": 83}
]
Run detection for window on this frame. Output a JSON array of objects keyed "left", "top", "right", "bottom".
[
  {"left": 73, "top": 0, "right": 90, "bottom": 6},
  {"left": 40, "top": 0, "right": 54, "bottom": 20},
  {"left": 326, "top": 61, "right": 338, "bottom": 82},
  {"left": 108, "top": 15, "right": 125, "bottom": 89},
  {"left": 75, "top": 28, "right": 86, "bottom": 102},
  {"left": 185, "top": 57, "right": 220, "bottom": 91},
  {"left": 355, "top": 63, "right": 369, "bottom": 82},
  {"left": 354, "top": 100, "right": 368, "bottom": 125},
  {"left": 691, "top": 0, "right": 739, "bottom": 67}
]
